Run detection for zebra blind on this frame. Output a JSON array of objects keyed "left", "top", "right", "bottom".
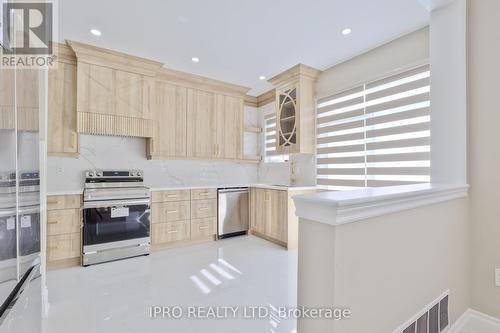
[
  {"left": 264, "top": 113, "right": 278, "bottom": 155},
  {"left": 317, "top": 65, "right": 431, "bottom": 190}
]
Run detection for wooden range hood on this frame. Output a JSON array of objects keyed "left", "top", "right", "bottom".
[{"left": 67, "top": 40, "right": 164, "bottom": 138}]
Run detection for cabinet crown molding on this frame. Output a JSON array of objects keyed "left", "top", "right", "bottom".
[
  {"left": 156, "top": 67, "right": 251, "bottom": 97},
  {"left": 66, "top": 40, "right": 164, "bottom": 76},
  {"left": 268, "top": 63, "right": 321, "bottom": 87},
  {"left": 51, "top": 42, "right": 77, "bottom": 65}
]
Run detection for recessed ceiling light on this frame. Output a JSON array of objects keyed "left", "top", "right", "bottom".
[
  {"left": 90, "top": 29, "right": 102, "bottom": 36},
  {"left": 259, "top": 76, "right": 266, "bottom": 80},
  {"left": 191, "top": 57, "right": 199, "bottom": 63},
  {"left": 341, "top": 28, "right": 352, "bottom": 35}
]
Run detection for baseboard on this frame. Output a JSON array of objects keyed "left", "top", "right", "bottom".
[{"left": 447, "top": 308, "right": 500, "bottom": 333}]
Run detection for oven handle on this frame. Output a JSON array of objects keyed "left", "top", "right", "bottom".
[{"left": 83, "top": 199, "right": 150, "bottom": 209}]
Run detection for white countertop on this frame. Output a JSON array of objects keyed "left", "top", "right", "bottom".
[
  {"left": 292, "top": 183, "right": 469, "bottom": 226},
  {"left": 47, "top": 184, "right": 318, "bottom": 196}
]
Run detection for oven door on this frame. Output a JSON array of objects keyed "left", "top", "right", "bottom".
[{"left": 83, "top": 199, "right": 150, "bottom": 247}]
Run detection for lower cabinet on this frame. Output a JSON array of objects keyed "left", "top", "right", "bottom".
[
  {"left": 152, "top": 221, "right": 190, "bottom": 244},
  {"left": 46, "top": 194, "right": 82, "bottom": 268},
  {"left": 191, "top": 218, "right": 217, "bottom": 240},
  {"left": 250, "top": 188, "right": 287, "bottom": 246},
  {"left": 249, "top": 187, "right": 316, "bottom": 250},
  {"left": 151, "top": 189, "right": 217, "bottom": 247}
]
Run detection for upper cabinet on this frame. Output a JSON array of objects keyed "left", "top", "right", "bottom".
[
  {"left": 67, "top": 40, "right": 163, "bottom": 138},
  {"left": 187, "top": 89, "right": 216, "bottom": 159},
  {"left": 148, "top": 81, "right": 188, "bottom": 158},
  {"left": 149, "top": 68, "right": 249, "bottom": 161},
  {"left": 268, "top": 64, "right": 321, "bottom": 154},
  {"left": 48, "top": 43, "right": 78, "bottom": 156}
]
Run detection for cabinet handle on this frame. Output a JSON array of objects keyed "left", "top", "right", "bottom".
[
  {"left": 199, "top": 192, "right": 209, "bottom": 196},
  {"left": 48, "top": 198, "right": 59, "bottom": 204},
  {"left": 166, "top": 210, "right": 178, "bottom": 213},
  {"left": 198, "top": 207, "right": 209, "bottom": 211},
  {"left": 166, "top": 194, "right": 178, "bottom": 198},
  {"left": 70, "top": 132, "right": 77, "bottom": 149},
  {"left": 168, "top": 230, "right": 178, "bottom": 234},
  {"left": 199, "top": 226, "right": 209, "bottom": 230},
  {"left": 48, "top": 221, "right": 59, "bottom": 225}
]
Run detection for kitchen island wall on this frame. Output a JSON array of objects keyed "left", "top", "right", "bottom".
[{"left": 48, "top": 134, "right": 258, "bottom": 194}]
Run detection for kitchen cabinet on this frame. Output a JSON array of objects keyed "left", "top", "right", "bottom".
[
  {"left": 250, "top": 188, "right": 287, "bottom": 245},
  {"left": 151, "top": 189, "right": 217, "bottom": 248},
  {"left": 186, "top": 89, "right": 217, "bottom": 158},
  {"left": 0, "top": 69, "right": 39, "bottom": 131},
  {"left": 48, "top": 50, "right": 79, "bottom": 156},
  {"left": 148, "top": 82, "right": 188, "bottom": 158},
  {"left": 67, "top": 40, "right": 163, "bottom": 138},
  {"left": 47, "top": 194, "right": 82, "bottom": 268},
  {"left": 215, "top": 94, "right": 243, "bottom": 159},
  {"left": 268, "top": 64, "right": 320, "bottom": 154},
  {"left": 250, "top": 187, "right": 317, "bottom": 250}
]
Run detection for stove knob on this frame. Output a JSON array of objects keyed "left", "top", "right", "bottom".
[
  {"left": 131, "top": 171, "right": 137, "bottom": 177},
  {"left": 98, "top": 171, "right": 103, "bottom": 177},
  {"left": 88, "top": 171, "right": 95, "bottom": 177},
  {"left": 137, "top": 171, "right": 142, "bottom": 177}
]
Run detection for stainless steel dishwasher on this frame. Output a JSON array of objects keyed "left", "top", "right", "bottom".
[{"left": 217, "top": 187, "right": 249, "bottom": 239}]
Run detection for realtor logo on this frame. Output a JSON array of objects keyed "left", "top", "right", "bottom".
[{"left": 2, "top": 2, "right": 52, "bottom": 54}]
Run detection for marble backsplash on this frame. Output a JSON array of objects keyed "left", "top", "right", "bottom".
[{"left": 48, "top": 134, "right": 259, "bottom": 193}]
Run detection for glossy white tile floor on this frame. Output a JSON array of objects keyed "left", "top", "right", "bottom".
[{"left": 43, "top": 236, "right": 298, "bottom": 333}]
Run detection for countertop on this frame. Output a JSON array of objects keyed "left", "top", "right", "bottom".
[{"left": 47, "top": 183, "right": 318, "bottom": 196}]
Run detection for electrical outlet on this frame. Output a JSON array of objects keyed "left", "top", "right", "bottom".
[{"left": 496, "top": 268, "right": 500, "bottom": 287}]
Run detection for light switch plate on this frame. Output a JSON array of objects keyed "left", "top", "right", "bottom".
[{"left": 496, "top": 268, "right": 500, "bottom": 287}]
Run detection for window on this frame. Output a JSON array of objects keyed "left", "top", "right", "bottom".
[
  {"left": 316, "top": 65, "right": 431, "bottom": 190},
  {"left": 264, "top": 112, "right": 288, "bottom": 162}
]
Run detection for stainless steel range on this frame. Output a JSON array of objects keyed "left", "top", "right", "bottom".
[{"left": 82, "top": 170, "right": 151, "bottom": 266}]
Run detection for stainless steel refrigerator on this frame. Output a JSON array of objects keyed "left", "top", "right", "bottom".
[{"left": 0, "top": 65, "right": 43, "bottom": 332}]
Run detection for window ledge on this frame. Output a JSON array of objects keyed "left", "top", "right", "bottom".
[{"left": 292, "top": 183, "right": 469, "bottom": 226}]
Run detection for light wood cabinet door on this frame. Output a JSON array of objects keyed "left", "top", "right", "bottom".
[
  {"left": 151, "top": 190, "right": 190, "bottom": 203},
  {"left": 191, "top": 218, "right": 216, "bottom": 240},
  {"left": 251, "top": 188, "right": 287, "bottom": 242},
  {"left": 252, "top": 188, "right": 267, "bottom": 235},
  {"left": 47, "top": 209, "right": 81, "bottom": 236},
  {"left": 265, "top": 190, "right": 287, "bottom": 242},
  {"left": 149, "top": 82, "right": 187, "bottom": 158},
  {"left": 191, "top": 199, "right": 217, "bottom": 219},
  {"left": 152, "top": 221, "right": 190, "bottom": 244},
  {"left": 47, "top": 195, "right": 81, "bottom": 211},
  {"left": 152, "top": 201, "right": 190, "bottom": 223},
  {"left": 186, "top": 89, "right": 216, "bottom": 158},
  {"left": 191, "top": 189, "right": 217, "bottom": 200},
  {"left": 47, "top": 233, "right": 81, "bottom": 261},
  {"left": 215, "top": 94, "right": 243, "bottom": 159},
  {"left": 48, "top": 62, "right": 79, "bottom": 156}
]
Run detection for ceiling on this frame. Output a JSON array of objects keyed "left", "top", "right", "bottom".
[{"left": 57, "top": 0, "right": 429, "bottom": 96}]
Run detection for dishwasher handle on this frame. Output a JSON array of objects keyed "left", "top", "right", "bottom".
[{"left": 218, "top": 188, "right": 249, "bottom": 194}]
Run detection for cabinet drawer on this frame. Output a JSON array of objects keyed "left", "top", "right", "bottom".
[
  {"left": 47, "top": 233, "right": 81, "bottom": 261},
  {"left": 191, "top": 218, "right": 216, "bottom": 240},
  {"left": 191, "top": 199, "right": 217, "bottom": 219},
  {"left": 47, "top": 209, "right": 81, "bottom": 236},
  {"left": 47, "top": 195, "right": 81, "bottom": 210},
  {"left": 152, "top": 201, "right": 190, "bottom": 223},
  {"left": 191, "top": 189, "right": 217, "bottom": 200},
  {"left": 151, "top": 190, "right": 190, "bottom": 203},
  {"left": 152, "top": 221, "right": 190, "bottom": 244}
]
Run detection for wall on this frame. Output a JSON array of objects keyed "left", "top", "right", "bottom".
[
  {"left": 316, "top": 27, "right": 429, "bottom": 100},
  {"left": 297, "top": 198, "right": 470, "bottom": 332},
  {"left": 47, "top": 134, "right": 258, "bottom": 193},
  {"left": 468, "top": 0, "right": 500, "bottom": 318},
  {"left": 430, "top": 0, "right": 467, "bottom": 184}
]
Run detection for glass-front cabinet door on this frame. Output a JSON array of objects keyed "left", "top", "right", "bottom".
[{"left": 276, "top": 85, "right": 298, "bottom": 153}]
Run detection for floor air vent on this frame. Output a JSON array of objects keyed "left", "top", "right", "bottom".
[{"left": 401, "top": 294, "right": 449, "bottom": 333}]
